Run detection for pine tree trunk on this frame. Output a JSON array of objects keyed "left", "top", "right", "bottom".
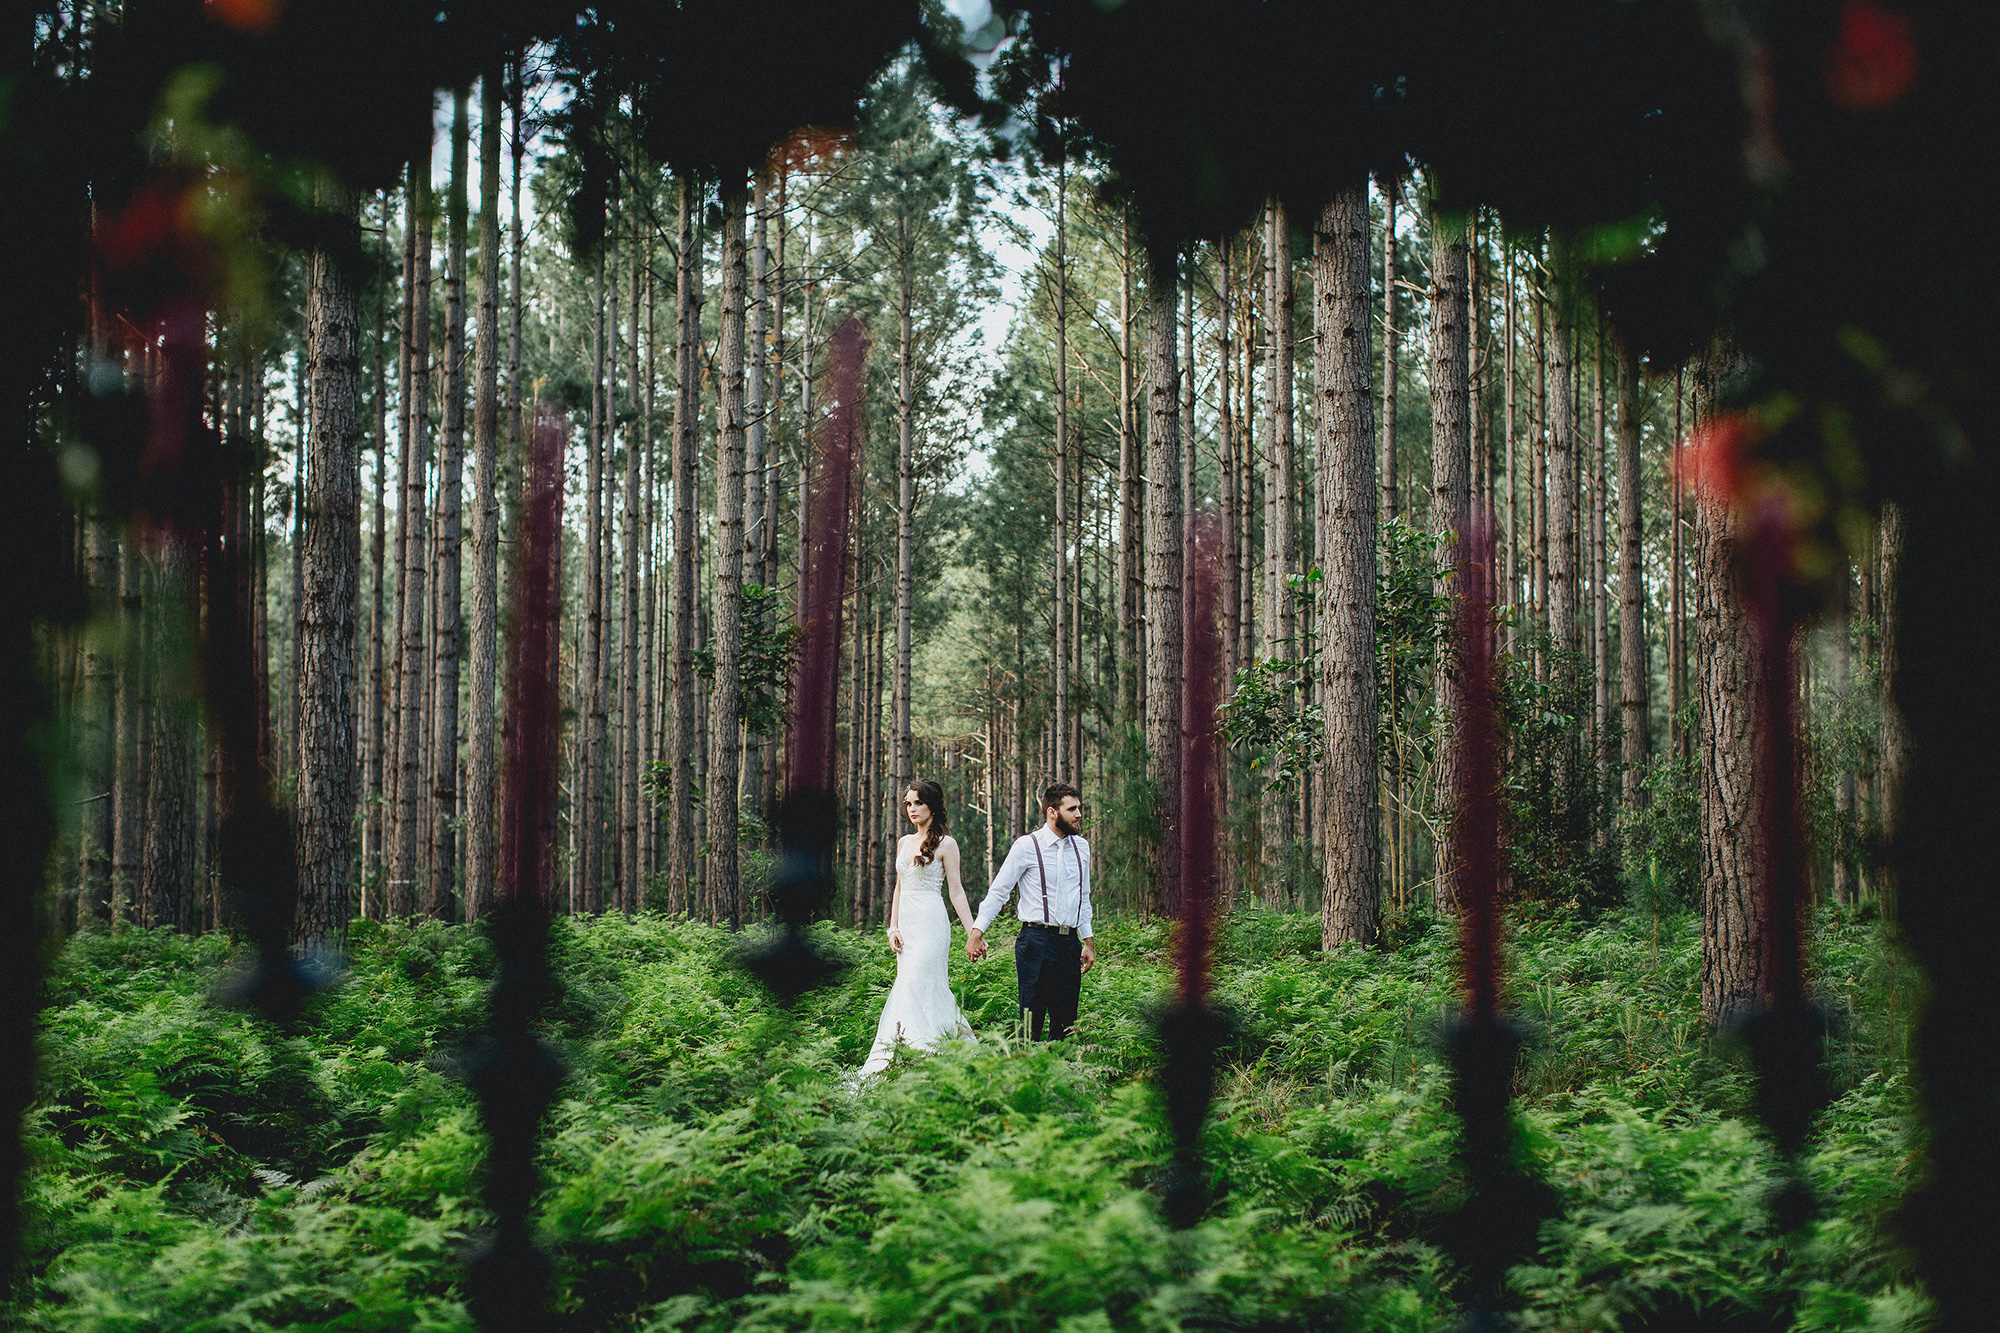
[
  {"left": 742, "top": 174, "right": 769, "bottom": 824},
  {"left": 289, "top": 347, "right": 307, "bottom": 783},
  {"left": 426, "top": 90, "right": 469, "bottom": 923},
  {"left": 466, "top": 67, "right": 502, "bottom": 922},
  {"left": 1876, "top": 501, "right": 1907, "bottom": 920},
  {"left": 709, "top": 186, "right": 749, "bottom": 928},
  {"left": 1380, "top": 187, "right": 1398, "bottom": 519},
  {"left": 668, "top": 177, "right": 701, "bottom": 914},
  {"left": 1591, "top": 310, "right": 1610, "bottom": 785},
  {"left": 1669, "top": 369, "right": 1686, "bottom": 756},
  {"left": 1531, "top": 279, "right": 1549, "bottom": 644},
  {"left": 760, "top": 180, "right": 784, "bottom": 823},
  {"left": 893, "top": 217, "right": 916, "bottom": 791},
  {"left": 1236, "top": 244, "right": 1257, "bottom": 711},
  {"left": 845, "top": 557, "right": 866, "bottom": 920},
  {"left": 111, "top": 536, "right": 143, "bottom": 923},
  {"left": 142, "top": 536, "right": 200, "bottom": 932},
  {"left": 1116, "top": 214, "right": 1139, "bottom": 727},
  {"left": 363, "top": 216, "right": 390, "bottom": 920},
  {"left": 641, "top": 247, "right": 659, "bottom": 885},
  {"left": 575, "top": 243, "right": 607, "bottom": 915},
  {"left": 507, "top": 51, "right": 526, "bottom": 550},
  {"left": 1693, "top": 353, "right": 1769, "bottom": 1026},
  {"left": 620, "top": 208, "right": 644, "bottom": 913},
  {"left": 1503, "top": 247, "right": 1518, "bottom": 648},
  {"left": 1218, "top": 238, "right": 1239, "bottom": 699},
  {"left": 1830, "top": 558, "right": 1853, "bottom": 905},
  {"left": 1262, "top": 197, "right": 1296, "bottom": 888},
  {"left": 1427, "top": 212, "right": 1470, "bottom": 914},
  {"left": 389, "top": 167, "right": 432, "bottom": 920},
  {"left": 1616, "top": 336, "right": 1649, "bottom": 804},
  {"left": 385, "top": 175, "right": 415, "bottom": 884},
  {"left": 1143, "top": 256, "right": 1184, "bottom": 917},
  {"left": 1547, "top": 276, "right": 1578, "bottom": 681},
  {"left": 867, "top": 597, "right": 886, "bottom": 921},
  {"left": 1053, "top": 169, "right": 1071, "bottom": 785},
  {"left": 1313, "top": 187, "right": 1380, "bottom": 949},
  {"left": 297, "top": 181, "right": 364, "bottom": 951},
  {"left": 78, "top": 516, "right": 115, "bottom": 925}
]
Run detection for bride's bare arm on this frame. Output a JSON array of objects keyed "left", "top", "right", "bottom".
[
  {"left": 887, "top": 834, "right": 907, "bottom": 951},
  {"left": 940, "top": 837, "right": 977, "bottom": 932}
]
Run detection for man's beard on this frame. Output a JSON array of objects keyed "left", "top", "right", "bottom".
[{"left": 1053, "top": 810, "right": 1081, "bottom": 837}]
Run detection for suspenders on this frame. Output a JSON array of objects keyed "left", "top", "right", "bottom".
[{"left": 1029, "top": 833, "right": 1086, "bottom": 928}]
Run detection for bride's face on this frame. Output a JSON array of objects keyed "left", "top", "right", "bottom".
[{"left": 904, "top": 791, "right": 930, "bottom": 829}]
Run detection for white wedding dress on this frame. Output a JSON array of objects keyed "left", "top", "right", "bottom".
[{"left": 856, "top": 843, "right": 976, "bottom": 1079}]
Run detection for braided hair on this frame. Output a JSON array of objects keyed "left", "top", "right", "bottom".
[{"left": 907, "top": 779, "right": 948, "bottom": 866}]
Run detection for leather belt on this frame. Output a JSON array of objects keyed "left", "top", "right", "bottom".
[{"left": 1022, "top": 922, "right": 1077, "bottom": 936}]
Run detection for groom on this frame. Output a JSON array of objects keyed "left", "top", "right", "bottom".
[{"left": 968, "top": 783, "right": 1095, "bottom": 1041}]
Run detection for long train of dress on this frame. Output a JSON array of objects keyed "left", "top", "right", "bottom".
[{"left": 856, "top": 845, "right": 975, "bottom": 1079}]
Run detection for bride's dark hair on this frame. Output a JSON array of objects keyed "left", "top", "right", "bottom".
[{"left": 906, "top": 778, "right": 948, "bottom": 865}]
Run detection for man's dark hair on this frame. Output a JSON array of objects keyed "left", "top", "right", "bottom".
[{"left": 1042, "top": 782, "right": 1081, "bottom": 813}]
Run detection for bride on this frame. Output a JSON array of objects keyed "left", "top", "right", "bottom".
[{"left": 856, "top": 778, "right": 980, "bottom": 1079}]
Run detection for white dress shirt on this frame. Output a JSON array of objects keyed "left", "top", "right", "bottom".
[{"left": 974, "top": 825, "right": 1093, "bottom": 938}]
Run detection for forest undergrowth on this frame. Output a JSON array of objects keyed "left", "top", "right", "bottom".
[{"left": 17, "top": 907, "right": 1926, "bottom": 1332}]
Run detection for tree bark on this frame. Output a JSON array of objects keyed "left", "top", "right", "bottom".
[
  {"left": 1144, "top": 256, "right": 1184, "bottom": 917},
  {"left": 575, "top": 237, "right": 608, "bottom": 915},
  {"left": 1876, "top": 501, "right": 1907, "bottom": 920},
  {"left": 1502, "top": 246, "right": 1517, "bottom": 649},
  {"left": 1830, "top": 557, "right": 1854, "bottom": 905},
  {"left": 1548, "top": 281, "right": 1581, "bottom": 665},
  {"left": 742, "top": 173, "right": 769, "bottom": 821},
  {"left": 1217, "top": 238, "right": 1239, "bottom": 695},
  {"left": 389, "top": 165, "right": 432, "bottom": 920},
  {"left": 78, "top": 515, "right": 116, "bottom": 925},
  {"left": 1263, "top": 196, "right": 1296, "bottom": 885},
  {"left": 709, "top": 185, "right": 749, "bottom": 928},
  {"left": 1591, "top": 308, "right": 1610, "bottom": 785},
  {"left": 1116, "top": 211, "right": 1140, "bottom": 729},
  {"left": 111, "top": 536, "right": 143, "bottom": 922},
  {"left": 1669, "top": 368, "right": 1686, "bottom": 757},
  {"left": 467, "top": 66, "right": 502, "bottom": 921},
  {"left": 142, "top": 536, "right": 200, "bottom": 933},
  {"left": 1615, "top": 335, "right": 1649, "bottom": 805},
  {"left": 668, "top": 176, "right": 701, "bottom": 914},
  {"left": 1313, "top": 187, "right": 1380, "bottom": 949},
  {"left": 1052, "top": 168, "right": 1071, "bottom": 787},
  {"left": 1380, "top": 185, "right": 1398, "bottom": 520},
  {"left": 1693, "top": 353, "right": 1770, "bottom": 1026},
  {"left": 893, "top": 214, "right": 916, "bottom": 791},
  {"left": 1427, "top": 211, "right": 1470, "bottom": 914},
  {"left": 1531, "top": 276, "right": 1548, "bottom": 643},
  {"left": 297, "top": 180, "right": 364, "bottom": 951},
  {"left": 642, "top": 248, "right": 659, "bottom": 883},
  {"left": 426, "top": 89, "right": 469, "bottom": 922},
  {"left": 363, "top": 213, "right": 390, "bottom": 920},
  {"left": 620, "top": 199, "right": 644, "bottom": 913}
]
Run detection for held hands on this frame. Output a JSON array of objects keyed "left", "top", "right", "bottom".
[{"left": 965, "top": 928, "right": 988, "bottom": 962}]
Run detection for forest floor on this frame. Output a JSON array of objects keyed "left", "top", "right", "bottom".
[{"left": 19, "top": 904, "right": 1927, "bottom": 1331}]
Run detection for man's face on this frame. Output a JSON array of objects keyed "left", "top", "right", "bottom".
[{"left": 1050, "top": 795, "right": 1083, "bottom": 837}]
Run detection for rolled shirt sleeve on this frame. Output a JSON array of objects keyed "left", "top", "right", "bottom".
[
  {"left": 1077, "top": 839, "right": 1092, "bottom": 940},
  {"left": 973, "top": 835, "right": 1032, "bottom": 933}
]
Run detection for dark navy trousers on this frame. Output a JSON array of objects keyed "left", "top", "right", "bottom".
[{"left": 1014, "top": 925, "right": 1083, "bottom": 1041}]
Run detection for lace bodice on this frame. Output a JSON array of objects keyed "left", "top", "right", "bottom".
[{"left": 897, "top": 844, "right": 946, "bottom": 895}]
